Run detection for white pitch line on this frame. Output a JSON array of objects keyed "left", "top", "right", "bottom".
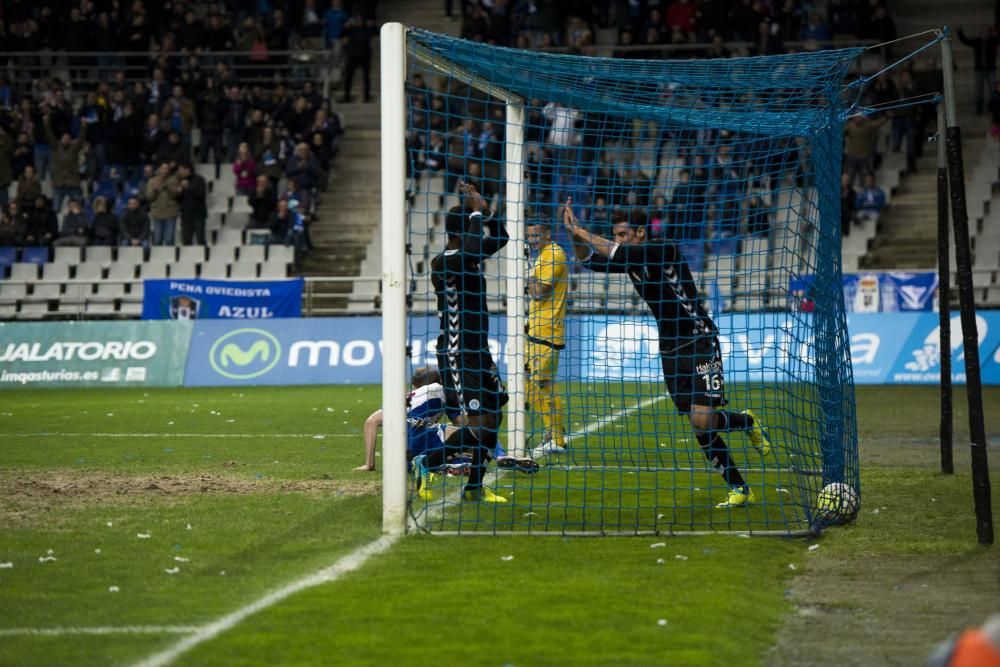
[
  {"left": 5, "top": 433, "right": 356, "bottom": 439},
  {"left": 131, "top": 534, "right": 399, "bottom": 667},
  {"left": 0, "top": 626, "right": 201, "bottom": 637},
  {"left": 565, "top": 394, "right": 668, "bottom": 444}
]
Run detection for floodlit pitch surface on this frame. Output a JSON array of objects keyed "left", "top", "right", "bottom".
[{"left": 1, "top": 385, "right": 997, "bottom": 666}]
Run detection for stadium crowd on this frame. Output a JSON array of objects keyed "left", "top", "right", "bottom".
[
  {"left": 0, "top": 0, "right": 380, "bottom": 263},
  {"left": 404, "top": 0, "right": 910, "bottom": 265}
]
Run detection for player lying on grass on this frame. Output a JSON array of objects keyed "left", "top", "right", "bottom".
[
  {"left": 562, "top": 198, "right": 771, "bottom": 508},
  {"left": 355, "top": 367, "right": 536, "bottom": 481},
  {"left": 525, "top": 219, "right": 570, "bottom": 458}
]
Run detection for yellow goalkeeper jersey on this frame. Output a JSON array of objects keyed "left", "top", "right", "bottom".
[{"left": 528, "top": 242, "right": 569, "bottom": 347}]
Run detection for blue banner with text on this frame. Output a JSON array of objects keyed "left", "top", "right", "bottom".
[
  {"left": 141, "top": 279, "right": 303, "bottom": 320},
  {"left": 181, "top": 313, "right": 1000, "bottom": 387}
]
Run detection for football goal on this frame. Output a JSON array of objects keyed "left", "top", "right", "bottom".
[{"left": 380, "top": 23, "right": 862, "bottom": 536}]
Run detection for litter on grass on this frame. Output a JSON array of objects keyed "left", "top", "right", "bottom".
[
  {"left": 38, "top": 556, "right": 56, "bottom": 563},
  {"left": 500, "top": 555, "right": 514, "bottom": 561},
  {"left": 657, "top": 619, "right": 668, "bottom": 627},
  {"left": 808, "top": 544, "right": 819, "bottom": 552},
  {"left": 164, "top": 567, "right": 180, "bottom": 574},
  {"left": 650, "top": 542, "right": 666, "bottom": 549},
  {"left": 137, "top": 533, "right": 151, "bottom": 539},
  {"left": 675, "top": 555, "right": 688, "bottom": 561},
  {"left": 109, "top": 586, "right": 119, "bottom": 593},
  {"left": 174, "top": 556, "right": 189, "bottom": 562},
  {"left": 94, "top": 549, "right": 101, "bottom": 554},
  {"left": 789, "top": 563, "right": 798, "bottom": 570},
  {"left": 0, "top": 563, "right": 12, "bottom": 569},
  {"left": 656, "top": 558, "right": 665, "bottom": 564}
]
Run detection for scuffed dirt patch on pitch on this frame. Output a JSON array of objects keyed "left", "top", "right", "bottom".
[
  {"left": 770, "top": 552, "right": 999, "bottom": 666},
  {"left": 0, "top": 469, "right": 375, "bottom": 522}
]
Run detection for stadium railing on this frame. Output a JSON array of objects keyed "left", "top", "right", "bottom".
[{"left": 0, "top": 49, "right": 341, "bottom": 100}]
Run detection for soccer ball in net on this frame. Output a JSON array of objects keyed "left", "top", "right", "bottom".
[{"left": 815, "top": 483, "right": 859, "bottom": 524}]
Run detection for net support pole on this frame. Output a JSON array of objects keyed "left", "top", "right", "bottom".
[
  {"left": 380, "top": 21, "right": 408, "bottom": 536},
  {"left": 936, "top": 103, "right": 953, "bottom": 475},
  {"left": 503, "top": 101, "right": 527, "bottom": 457},
  {"left": 941, "top": 30, "right": 993, "bottom": 545}
]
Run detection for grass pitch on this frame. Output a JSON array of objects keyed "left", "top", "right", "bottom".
[{"left": 0, "top": 384, "right": 997, "bottom": 666}]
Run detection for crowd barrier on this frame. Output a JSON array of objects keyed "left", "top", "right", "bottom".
[{"left": 1, "top": 313, "right": 998, "bottom": 388}]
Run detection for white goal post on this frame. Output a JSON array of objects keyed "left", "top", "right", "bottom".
[{"left": 380, "top": 22, "right": 527, "bottom": 534}]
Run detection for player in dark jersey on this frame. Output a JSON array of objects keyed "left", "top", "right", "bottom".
[
  {"left": 413, "top": 182, "right": 510, "bottom": 503},
  {"left": 563, "top": 198, "right": 772, "bottom": 508}
]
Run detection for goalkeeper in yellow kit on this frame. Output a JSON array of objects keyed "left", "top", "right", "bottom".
[{"left": 525, "top": 220, "right": 570, "bottom": 457}]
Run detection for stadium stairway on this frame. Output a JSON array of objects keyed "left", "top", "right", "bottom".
[
  {"left": 301, "top": 0, "right": 457, "bottom": 313},
  {"left": 860, "top": 0, "right": 993, "bottom": 275}
]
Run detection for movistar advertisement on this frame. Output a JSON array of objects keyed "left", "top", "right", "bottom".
[
  {"left": 0, "top": 321, "right": 192, "bottom": 388},
  {"left": 2, "top": 314, "right": 999, "bottom": 388}
]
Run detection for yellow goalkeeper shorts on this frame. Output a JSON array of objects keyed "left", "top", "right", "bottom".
[{"left": 526, "top": 339, "right": 562, "bottom": 384}]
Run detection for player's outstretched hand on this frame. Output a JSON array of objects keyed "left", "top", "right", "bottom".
[
  {"left": 460, "top": 181, "right": 483, "bottom": 213},
  {"left": 562, "top": 197, "right": 576, "bottom": 234}
]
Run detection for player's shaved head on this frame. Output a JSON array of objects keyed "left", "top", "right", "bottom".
[
  {"left": 612, "top": 208, "right": 648, "bottom": 232},
  {"left": 411, "top": 367, "right": 441, "bottom": 388}
]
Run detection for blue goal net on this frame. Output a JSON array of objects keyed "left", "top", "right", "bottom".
[{"left": 398, "top": 28, "right": 862, "bottom": 535}]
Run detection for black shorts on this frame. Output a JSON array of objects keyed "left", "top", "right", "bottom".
[
  {"left": 437, "top": 350, "right": 509, "bottom": 416},
  {"left": 660, "top": 336, "right": 727, "bottom": 413}
]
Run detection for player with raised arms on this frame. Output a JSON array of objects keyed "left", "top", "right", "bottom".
[
  {"left": 562, "top": 198, "right": 772, "bottom": 508},
  {"left": 411, "top": 182, "right": 509, "bottom": 503}
]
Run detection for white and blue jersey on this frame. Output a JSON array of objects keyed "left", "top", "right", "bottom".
[
  {"left": 406, "top": 383, "right": 449, "bottom": 459},
  {"left": 404, "top": 382, "right": 506, "bottom": 460}
]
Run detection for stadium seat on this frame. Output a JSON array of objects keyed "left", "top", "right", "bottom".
[
  {"left": 238, "top": 245, "right": 266, "bottom": 264},
  {"left": 149, "top": 246, "right": 177, "bottom": 264},
  {"left": 92, "top": 282, "right": 126, "bottom": 303},
  {"left": 118, "top": 301, "right": 142, "bottom": 316},
  {"left": 16, "top": 301, "right": 50, "bottom": 319},
  {"left": 10, "top": 263, "right": 39, "bottom": 281},
  {"left": 21, "top": 247, "right": 49, "bottom": 265},
  {"left": 0, "top": 282, "right": 27, "bottom": 305},
  {"left": 231, "top": 196, "right": 253, "bottom": 215},
  {"left": 75, "top": 262, "right": 104, "bottom": 281},
  {"left": 199, "top": 259, "right": 229, "bottom": 279},
  {"left": 42, "top": 263, "right": 70, "bottom": 281},
  {"left": 117, "top": 246, "right": 145, "bottom": 265},
  {"left": 28, "top": 283, "right": 61, "bottom": 301},
  {"left": 86, "top": 246, "right": 114, "bottom": 266},
  {"left": 229, "top": 262, "right": 258, "bottom": 280},
  {"left": 259, "top": 260, "right": 288, "bottom": 279},
  {"left": 127, "top": 282, "right": 144, "bottom": 301},
  {"left": 210, "top": 245, "right": 237, "bottom": 263},
  {"left": 0, "top": 302, "right": 17, "bottom": 318},
  {"left": 53, "top": 246, "right": 82, "bottom": 266},
  {"left": 178, "top": 245, "right": 208, "bottom": 264},
  {"left": 84, "top": 300, "right": 117, "bottom": 316},
  {"left": 171, "top": 262, "right": 199, "bottom": 279},
  {"left": 216, "top": 229, "right": 244, "bottom": 246},
  {"left": 0, "top": 246, "right": 15, "bottom": 277},
  {"left": 139, "top": 262, "right": 169, "bottom": 280},
  {"left": 267, "top": 245, "right": 294, "bottom": 265},
  {"left": 107, "top": 262, "right": 137, "bottom": 281}
]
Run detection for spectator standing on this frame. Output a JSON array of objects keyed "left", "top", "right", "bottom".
[
  {"left": 90, "top": 196, "right": 118, "bottom": 246},
  {"left": 249, "top": 175, "right": 277, "bottom": 229},
  {"left": 155, "top": 131, "right": 189, "bottom": 166},
  {"left": 16, "top": 165, "right": 42, "bottom": 209},
  {"left": 855, "top": 173, "right": 887, "bottom": 222},
  {"left": 958, "top": 26, "right": 999, "bottom": 116},
  {"left": 324, "top": 0, "right": 349, "bottom": 48},
  {"left": 109, "top": 101, "right": 143, "bottom": 174},
  {"left": 198, "top": 85, "right": 226, "bottom": 167},
  {"left": 140, "top": 113, "right": 164, "bottom": 166},
  {"left": 233, "top": 143, "right": 257, "bottom": 196},
  {"left": 119, "top": 196, "right": 150, "bottom": 247},
  {"left": 0, "top": 126, "right": 12, "bottom": 209},
  {"left": 162, "top": 85, "right": 196, "bottom": 138},
  {"left": 53, "top": 198, "right": 90, "bottom": 247},
  {"left": 840, "top": 173, "right": 857, "bottom": 236},
  {"left": 45, "top": 114, "right": 87, "bottom": 213},
  {"left": 340, "top": 15, "right": 376, "bottom": 103},
  {"left": 146, "top": 163, "right": 181, "bottom": 246},
  {"left": 24, "top": 196, "right": 58, "bottom": 246},
  {"left": 0, "top": 203, "right": 25, "bottom": 246},
  {"left": 223, "top": 86, "right": 248, "bottom": 161},
  {"left": 843, "top": 114, "right": 886, "bottom": 186},
  {"left": 285, "top": 142, "right": 323, "bottom": 192},
  {"left": 254, "top": 127, "right": 284, "bottom": 184},
  {"left": 176, "top": 163, "right": 208, "bottom": 246}
]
